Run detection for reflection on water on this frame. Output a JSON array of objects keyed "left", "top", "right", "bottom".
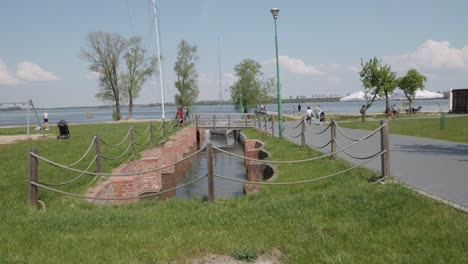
[{"left": 175, "top": 130, "right": 245, "bottom": 199}]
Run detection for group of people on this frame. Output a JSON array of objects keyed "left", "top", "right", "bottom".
[
  {"left": 176, "top": 106, "right": 190, "bottom": 126},
  {"left": 305, "top": 105, "right": 323, "bottom": 125}
]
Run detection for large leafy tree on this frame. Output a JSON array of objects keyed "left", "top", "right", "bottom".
[
  {"left": 121, "top": 37, "right": 157, "bottom": 119},
  {"left": 81, "top": 32, "right": 127, "bottom": 121},
  {"left": 230, "top": 59, "right": 274, "bottom": 113},
  {"left": 359, "top": 57, "right": 398, "bottom": 121},
  {"left": 398, "top": 69, "right": 427, "bottom": 114},
  {"left": 174, "top": 40, "right": 199, "bottom": 109}
]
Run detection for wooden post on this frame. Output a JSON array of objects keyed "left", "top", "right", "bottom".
[
  {"left": 301, "top": 118, "right": 306, "bottom": 147},
  {"left": 253, "top": 115, "right": 256, "bottom": 127},
  {"left": 130, "top": 127, "right": 135, "bottom": 155},
  {"left": 150, "top": 124, "right": 155, "bottom": 145},
  {"left": 264, "top": 116, "right": 267, "bottom": 133},
  {"left": 29, "top": 148, "right": 38, "bottom": 208},
  {"left": 94, "top": 134, "right": 102, "bottom": 174},
  {"left": 213, "top": 114, "right": 216, "bottom": 130},
  {"left": 207, "top": 143, "right": 214, "bottom": 203},
  {"left": 162, "top": 119, "right": 166, "bottom": 137},
  {"left": 228, "top": 115, "right": 231, "bottom": 129},
  {"left": 330, "top": 120, "right": 336, "bottom": 160},
  {"left": 381, "top": 120, "right": 390, "bottom": 179},
  {"left": 195, "top": 115, "right": 199, "bottom": 130},
  {"left": 257, "top": 116, "right": 261, "bottom": 130},
  {"left": 271, "top": 117, "right": 275, "bottom": 136}
]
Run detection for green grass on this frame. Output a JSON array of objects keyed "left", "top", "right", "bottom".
[
  {"left": 337, "top": 116, "right": 468, "bottom": 143},
  {"left": 0, "top": 124, "right": 467, "bottom": 263}
]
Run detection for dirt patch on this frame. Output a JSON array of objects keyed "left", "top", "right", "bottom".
[
  {"left": 190, "top": 249, "right": 284, "bottom": 264},
  {"left": 0, "top": 134, "right": 54, "bottom": 145}
]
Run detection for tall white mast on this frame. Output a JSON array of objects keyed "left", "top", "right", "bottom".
[
  {"left": 217, "top": 37, "right": 223, "bottom": 103},
  {"left": 152, "top": 0, "right": 165, "bottom": 120}
]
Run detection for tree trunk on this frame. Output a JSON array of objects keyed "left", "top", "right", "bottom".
[
  {"left": 128, "top": 97, "right": 133, "bottom": 119},
  {"left": 409, "top": 99, "right": 413, "bottom": 115},
  {"left": 361, "top": 113, "right": 366, "bottom": 122},
  {"left": 385, "top": 91, "right": 390, "bottom": 115},
  {"left": 115, "top": 101, "right": 121, "bottom": 121}
]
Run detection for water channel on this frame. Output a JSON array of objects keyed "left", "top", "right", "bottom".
[{"left": 175, "top": 130, "right": 246, "bottom": 199}]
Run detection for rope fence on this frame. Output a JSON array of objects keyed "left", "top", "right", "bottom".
[{"left": 27, "top": 117, "right": 390, "bottom": 207}]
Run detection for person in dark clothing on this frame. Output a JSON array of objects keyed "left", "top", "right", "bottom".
[{"left": 297, "top": 104, "right": 301, "bottom": 112}]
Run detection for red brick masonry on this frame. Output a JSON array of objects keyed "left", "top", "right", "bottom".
[{"left": 86, "top": 126, "right": 198, "bottom": 204}]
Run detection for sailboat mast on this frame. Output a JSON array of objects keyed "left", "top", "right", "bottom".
[
  {"left": 217, "top": 37, "right": 223, "bottom": 103},
  {"left": 152, "top": 0, "right": 165, "bottom": 120}
]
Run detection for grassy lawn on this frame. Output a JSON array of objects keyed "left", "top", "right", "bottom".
[
  {"left": 337, "top": 116, "right": 468, "bottom": 143},
  {"left": 0, "top": 123, "right": 467, "bottom": 263}
]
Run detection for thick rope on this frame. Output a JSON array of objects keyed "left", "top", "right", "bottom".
[
  {"left": 305, "top": 136, "right": 332, "bottom": 149},
  {"left": 283, "top": 120, "right": 302, "bottom": 129},
  {"left": 334, "top": 139, "right": 384, "bottom": 160},
  {"left": 38, "top": 156, "right": 97, "bottom": 186},
  {"left": 284, "top": 130, "right": 303, "bottom": 139},
  {"left": 31, "top": 174, "right": 207, "bottom": 200},
  {"left": 100, "top": 141, "right": 133, "bottom": 160},
  {"left": 135, "top": 134, "right": 152, "bottom": 147},
  {"left": 134, "top": 123, "right": 151, "bottom": 136},
  {"left": 305, "top": 122, "right": 331, "bottom": 135},
  {"left": 64, "top": 136, "right": 96, "bottom": 167},
  {"left": 213, "top": 124, "right": 385, "bottom": 164},
  {"left": 99, "top": 129, "right": 131, "bottom": 147},
  {"left": 214, "top": 151, "right": 384, "bottom": 185},
  {"left": 335, "top": 124, "right": 360, "bottom": 141},
  {"left": 30, "top": 146, "right": 206, "bottom": 177}
]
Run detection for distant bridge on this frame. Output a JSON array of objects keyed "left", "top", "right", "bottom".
[{"left": 193, "top": 113, "right": 269, "bottom": 129}]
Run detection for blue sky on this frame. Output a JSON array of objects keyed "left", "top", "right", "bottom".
[{"left": 1, "top": 0, "right": 468, "bottom": 108}]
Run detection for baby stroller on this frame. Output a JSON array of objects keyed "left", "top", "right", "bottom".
[
  {"left": 57, "top": 120, "right": 70, "bottom": 139},
  {"left": 319, "top": 112, "right": 325, "bottom": 123}
]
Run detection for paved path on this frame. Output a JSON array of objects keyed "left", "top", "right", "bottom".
[{"left": 278, "top": 120, "right": 468, "bottom": 210}]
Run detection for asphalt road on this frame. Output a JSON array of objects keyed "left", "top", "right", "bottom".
[{"left": 278, "top": 119, "right": 468, "bottom": 210}]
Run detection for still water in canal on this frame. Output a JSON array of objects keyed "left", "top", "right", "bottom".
[{"left": 175, "top": 130, "right": 246, "bottom": 199}]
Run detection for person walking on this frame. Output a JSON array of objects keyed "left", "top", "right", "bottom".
[
  {"left": 43, "top": 112, "right": 49, "bottom": 130},
  {"left": 314, "top": 105, "right": 322, "bottom": 125},
  {"left": 297, "top": 104, "right": 301, "bottom": 113},
  {"left": 305, "top": 106, "right": 313, "bottom": 125}
]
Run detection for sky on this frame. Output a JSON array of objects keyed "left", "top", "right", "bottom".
[{"left": 1, "top": 0, "right": 468, "bottom": 108}]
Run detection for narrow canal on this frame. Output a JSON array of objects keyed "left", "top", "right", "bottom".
[{"left": 175, "top": 130, "right": 246, "bottom": 199}]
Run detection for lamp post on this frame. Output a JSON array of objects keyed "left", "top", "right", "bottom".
[{"left": 271, "top": 8, "right": 283, "bottom": 139}]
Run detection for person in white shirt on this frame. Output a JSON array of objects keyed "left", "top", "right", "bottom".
[
  {"left": 314, "top": 105, "right": 322, "bottom": 125},
  {"left": 305, "top": 106, "right": 313, "bottom": 125},
  {"left": 43, "top": 112, "right": 49, "bottom": 130}
]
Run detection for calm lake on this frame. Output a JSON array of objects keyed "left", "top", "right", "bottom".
[{"left": 0, "top": 99, "right": 449, "bottom": 127}]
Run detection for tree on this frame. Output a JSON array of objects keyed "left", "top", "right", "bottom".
[
  {"left": 398, "top": 69, "right": 427, "bottom": 114},
  {"left": 81, "top": 32, "right": 127, "bottom": 121},
  {"left": 121, "top": 37, "right": 157, "bottom": 119},
  {"left": 174, "top": 40, "right": 199, "bottom": 109},
  {"left": 230, "top": 59, "right": 274, "bottom": 113},
  {"left": 359, "top": 57, "right": 398, "bottom": 121}
]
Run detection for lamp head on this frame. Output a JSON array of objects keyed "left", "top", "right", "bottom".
[{"left": 271, "top": 8, "right": 280, "bottom": 19}]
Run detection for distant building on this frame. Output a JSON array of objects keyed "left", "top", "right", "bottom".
[{"left": 449, "top": 89, "right": 468, "bottom": 113}]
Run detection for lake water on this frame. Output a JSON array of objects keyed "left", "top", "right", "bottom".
[{"left": 0, "top": 99, "right": 449, "bottom": 127}]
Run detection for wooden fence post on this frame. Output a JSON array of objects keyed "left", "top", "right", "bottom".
[
  {"left": 130, "top": 127, "right": 135, "bottom": 155},
  {"left": 253, "top": 115, "right": 256, "bottom": 128},
  {"left": 150, "top": 124, "right": 155, "bottom": 145},
  {"left": 271, "top": 117, "right": 275, "bottom": 136},
  {"left": 207, "top": 143, "right": 214, "bottom": 203},
  {"left": 213, "top": 115, "right": 216, "bottom": 130},
  {"left": 94, "top": 134, "right": 102, "bottom": 174},
  {"left": 330, "top": 120, "right": 336, "bottom": 160},
  {"left": 29, "top": 148, "right": 38, "bottom": 208},
  {"left": 381, "top": 120, "right": 390, "bottom": 179},
  {"left": 264, "top": 117, "right": 267, "bottom": 133},
  {"left": 257, "top": 116, "right": 261, "bottom": 130},
  {"left": 301, "top": 118, "right": 306, "bottom": 147}
]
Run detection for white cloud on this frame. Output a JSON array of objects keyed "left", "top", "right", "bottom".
[
  {"left": 0, "top": 60, "right": 21, "bottom": 85},
  {"left": 86, "top": 71, "right": 102, "bottom": 80},
  {"left": 384, "top": 40, "right": 468, "bottom": 71},
  {"left": 349, "top": 66, "right": 361, "bottom": 73},
  {"left": 265, "top": 56, "right": 327, "bottom": 76},
  {"left": 223, "top": 73, "right": 235, "bottom": 87},
  {"left": 16, "top": 61, "right": 59, "bottom": 81}
]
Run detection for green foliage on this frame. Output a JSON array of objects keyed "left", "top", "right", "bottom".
[
  {"left": 231, "top": 248, "right": 258, "bottom": 262},
  {"left": 230, "top": 59, "right": 274, "bottom": 113},
  {"left": 80, "top": 32, "right": 127, "bottom": 121},
  {"left": 121, "top": 37, "right": 157, "bottom": 119},
  {"left": 174, "top": 40, "right": 199, "bottom": 109},
  {"left": 360, "top": 57, "right": 398, "bottom": 115},
  {"left": 398, "top": 69, "right": 427, "bottom": 114}
]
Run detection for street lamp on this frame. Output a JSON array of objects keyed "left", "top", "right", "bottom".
[{"left": 271, "top": 8, "right": 283, "bottom": 139}]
